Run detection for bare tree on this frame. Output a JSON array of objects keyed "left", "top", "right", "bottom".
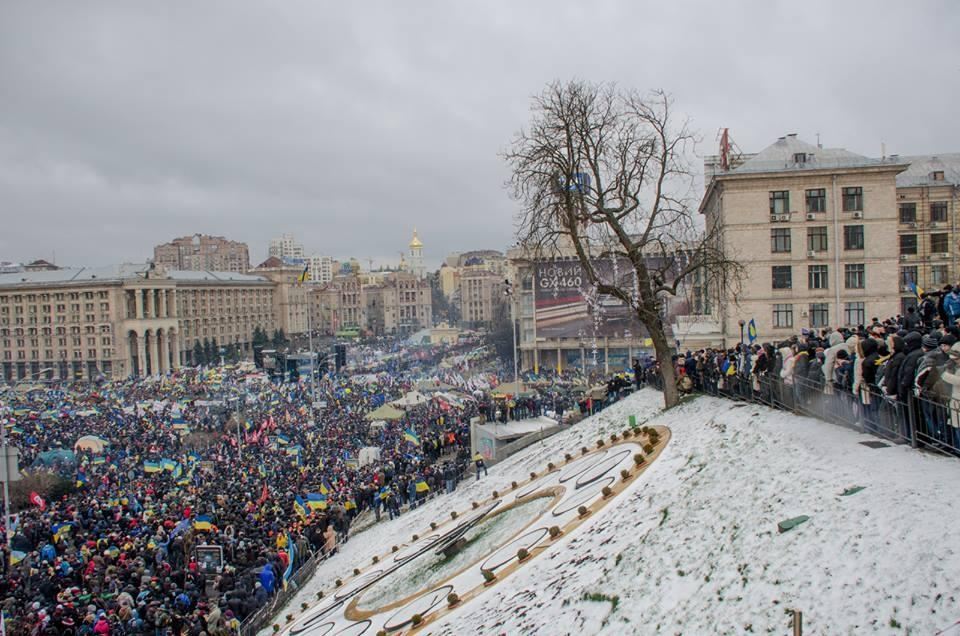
[{"left": 505, "top": 80, "right": 741, "bottom": 408}]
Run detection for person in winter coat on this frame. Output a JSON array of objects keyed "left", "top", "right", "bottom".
[
  {"left": 822, "top": 331, "right": 847, "bottom": 393},
  {"left": 883, "top": 335, "right": 906, "bottom": 398},
  {"left": 258, "top": 562, "right": 275, "bottom": 595},
  {"left": 902, "top": 306, "right": 922, "bottom": 331},
  {"left": 946, "top": 287, "right": 960, "bottom": 326},
  {"left": 938, "top": 342, "right": 960, "bottom": 449},
  {"left": 915, "top": 333, "right": 947, "bottom": 442},
  {"left": 920, "top": 294, "right": 938, "bottom": 330},
  {"left": 898, "top": 331, "right": 925, "bottom": 404}
]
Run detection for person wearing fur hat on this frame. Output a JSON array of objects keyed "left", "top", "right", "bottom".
[{"left": 939, "top": 342, "right": 960, "bottom": 448}]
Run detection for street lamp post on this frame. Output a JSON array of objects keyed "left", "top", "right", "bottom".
[
  {"left": 504, "top": 279, "right": 519, "bottom": 389},
  {"left": 738, "top": 319, "right": 745, "bottom": 347}
]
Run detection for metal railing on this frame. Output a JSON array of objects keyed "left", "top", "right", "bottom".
[{"left": 684, "top": 370, "right": 960, "bottom": 457}]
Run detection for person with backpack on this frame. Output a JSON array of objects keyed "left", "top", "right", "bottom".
[{"left": 919, "top": 294, "right": 938, "bottom": 330}]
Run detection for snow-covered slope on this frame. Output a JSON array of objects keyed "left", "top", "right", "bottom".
[{"left": 269, "top": 389, "right": 960, "bottom": 635}]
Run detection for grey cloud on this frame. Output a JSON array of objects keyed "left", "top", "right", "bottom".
[{"left": 1, "top": 0, "right": 958, "bottom": 268}]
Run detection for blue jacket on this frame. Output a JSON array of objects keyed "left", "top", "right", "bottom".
[{"left": 259, "top": 564, "right": 276, "bottom": 594}]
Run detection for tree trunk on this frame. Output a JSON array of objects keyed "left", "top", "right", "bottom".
[{"left": 647, "top": 318, "right": 680, "bottom": 408}]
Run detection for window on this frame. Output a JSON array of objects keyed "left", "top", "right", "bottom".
[
  {"left": 772, "top": 266, "right": 792, "bottom": 290},
  {"left": 931, "top": 202, "right": 948, "bottom": 223},
  {"left": 773, "top": 304, "right": 794, "bottom": 328},
  {"left": 770, "top": 228, "right": 792, "bottom": 253},
  {"left": 807, "top": 226, "right": 828, "bottom": 252},
  {"left": 794, "top": 152, "right": 808, "bottom": 164},
  {"left": 809, "top": 303, "right": 829, "bottom": 328},
  {"left": 932, "top": 265, "right": 949, "bottom": 286},
  {"left": 842, "top": 187, "right": 863, "bottom": 211},
  {"left": 932, "top": 171, "right": 945, "bottom": 181},
  {"left": 900, "top": 235, "right": 918, "bottom": 255},
  {"left": 845, "top": 264, "right": 865, "bottom": 289},
  {"left": 769, "top": 190, "right": 790, "bottom": 215},
  {"left": 899, "top": 203, "right": 916, "bottom": 224},
  {"left": 900, "top": 266, "right": 918, "bottom": 289},
  {"left": 844, "top": 302, "right": 865, "bottom": 326},
  {"left": 805, "top": 189, "right": 826, "bottom": 213},
  {"left": 844, "top": 225, "right": 864, "bottom": 250},
  {"left": 808, "top": 265, "right": 829, "bottom": 290},
  {"left": 901, "top": 297, "right": 918, "bottom": 314},
  {"left": 931, "top": 233, "right": 949, "bottom": 253}
]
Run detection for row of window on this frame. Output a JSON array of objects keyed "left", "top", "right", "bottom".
[
  {"left": 900, "top": 265, "right": 952, "bottom": 288},
  {"left": 772, "top": 264, "right": 865, "bottom": 290},
  {"left": 2, "top": 337, "right": 111, "bottom": 348},
  {"left": 770, "top": 187, "right": 863, "bottom": 215},
  {"left": 900, "top": 233, "right": 952, "bottom": 254},
  {"left": 0, "top": 302, "right": 109, "bottom": 314},
  {"left": 772, "top": 302, "right": 865, "bottom": 329},
  {"left": 3, "top": 349, "right": 114, "bottom": 360},
  {"left": 0, "top": 291, "right": 109, "bottom": 303},
  {"left": 770, "top": 226, "right": 864, "bottom": 253},
  {"left": 899, "top": 202, "right": 950, "bottom": 224}
]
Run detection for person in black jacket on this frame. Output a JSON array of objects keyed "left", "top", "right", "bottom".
[
  {"left": 897, "top": 331, "right": 925, "bottom": 404},
  {"left": 859, "top": 338, "right": 881, "bottom": 431},
  {"left": 883, "top": 335, "right": 906, "bottom": 399}
]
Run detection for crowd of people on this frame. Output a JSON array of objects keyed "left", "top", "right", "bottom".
[
  {"left": 665, "top": 288, "right": 960, "bottom": 454},
  {"left": 0, "top": 342, "right": 493, "bottom": 635}
]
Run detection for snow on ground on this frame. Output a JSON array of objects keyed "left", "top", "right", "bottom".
[
  {"left": 268, "top": 389, "right": 960, "bottom": 635},
  {"left": 262, "top": 389, "right": 665, "bottom": 634}
]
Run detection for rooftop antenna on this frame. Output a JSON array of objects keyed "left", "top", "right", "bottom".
[
  {"left": 816, "top": 132, "right": 822, "bottom": 149},
  {"left": 716, "top": 128, "right": 744, "bottom": 172},
  {"left": 881, "top": 141, "right": 886, "bottom": 159}
]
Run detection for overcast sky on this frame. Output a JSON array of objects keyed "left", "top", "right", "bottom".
[{"left": 1, "top": 1, "right": 958, "bottom": 270}]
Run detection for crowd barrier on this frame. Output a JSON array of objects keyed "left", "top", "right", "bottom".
[{"left": 657, "top": 370, "right": 960, "bottom": 457}]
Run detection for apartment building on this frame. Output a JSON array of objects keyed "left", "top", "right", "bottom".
[
  {"left": 700, "top": 134, "right": 908, "bottom": 345},
  {"left": 894, "top": 154, "right": 960, "bottom": 310},
  {"left": 153, "top": 234, "right": 251, "bottom": 273}
]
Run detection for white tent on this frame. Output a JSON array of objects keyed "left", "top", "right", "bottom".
[{"left": 391, "top": 391, "right": 430, "bottom": 407}]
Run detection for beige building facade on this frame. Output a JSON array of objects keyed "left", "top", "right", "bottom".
[
  {"left": 153, "top": 234, "right": 250, "bottom": 273},
  {"left": 701, "top": 134, "right": 908, "bottom": 346},
  {"left": 0, "top": 264, "right": 277, "bottom": 382},
  {"left": 894, "top": 154, "right": 960, "bottom": 310}
]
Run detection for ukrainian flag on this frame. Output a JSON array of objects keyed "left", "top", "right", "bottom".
[
  {"left": 298, "top": 265, "right": 310, "bottom": 283},
  {"left": 403, "top": 428, "right": 420, "bottom": 446},
  {"left": 10, "top": 549, "right": 27, "bottom": 565},
  {"left": 143, "top": 461, "right": 162, "bottom": 474},
  {"left": 75, "top": 472, "right": 88, "bottom": 488},
  {"left": 187, "top": 452, "right": 202, "bottom": 465},
  {"left": 378, "top": 487, "right": 390, "bottom": 501},
  {"left": 193, "top": 515, "right": 213, "bottom": 531},
  {"left": 306, "top": 493, "right": 327, "bottom": 510},
  {"left": 258, "top": 464, "right": 268, "bottom": 478},
  {"left": 909, "top": 281, "right": 924, "bottom": 298},
  {"left": 92, "top": 456, "right": 106, "bottom": 466},
  {"left": 415, "top": 479, "right": 430, "bottom": 493},
  {"left": 161, "top": 458, "right": 177, "bottom": 472},
  {"left": 319, "top": 480, "right": 332, "bottom": 495},
  {"left": 177, "top": 469, "right": 192, "bottom": 486},
  {"left": 277, "top": 434, "right": 290, "bottom": 446},
  {"left": 747, "top": 318, "right": 758, "bottom": 343},
  {"left": 172, "top": 462, "right": 183, "bottom": 480},
  {"left": 293, "top": 495, "right": 309, "bottom": 519},
  {"left": 52, "top": 522, "right": 72, "bottom": 542},
  {"left": 344, "top": 499, "right": 357, "bottom": 511},
  {"left": 283, "top": 532, "right": 296, "bottom": 590}
]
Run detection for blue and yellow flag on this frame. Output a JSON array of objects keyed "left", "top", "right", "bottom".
[
  {"left": 277, "top": 434, "right": 290, "bottom": 446},
  {"left": 298, "top": 265, "right": 310, "bottom": 284},
  {"left": 415, "top": 479, "right": 430, "bottom": 493},
  {"left": 92, "top": 456, "right": 106, "bottom": 466},
  {"left": 403, "top": 428, "right": 420, "bottom": 446},
  {"left": 52, "top": 522, "right": 72, "bottom": 542},
  {"left": 909, "top": 281, "right": 924, "bottom": 299},
  {"left": 161, "top": 458, "right": 177, "bottom": 472},
  {"left": 283, "top": 532, "right": 296, "bottom": 590},
  {"left": 344, "top": 498, "right": 357, "bottom": 511},
  {"left": 306, "top": 493, "right": 327, "bottom": 510},
  {"left": 187, "top": 452, "right": 202, "bottom": 465},
  {"left": 10, "top": 549, "right": 27, "bottom": 565},
  {"left": 293, "top": 495, "right": 309, "bottom": 519},
  {"left": 76, "top": 471, "right": 88, "bottom": 488},
  {"left": 319, "top": 480, "right": 333, "bottom": 496},
  {"left": 143, "top": 461, "right": 162, "bottom": 474},
  {"left": 193, "top": 515, "right": 213, "bottom": 531},
  {"left": 747, "top": 318, "right": 758, "bottom": 344}
]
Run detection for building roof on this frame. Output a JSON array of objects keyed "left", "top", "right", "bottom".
[
  {"left": 896, "top": 154, "right": 960, "bottom": 187},
  {"left": 0, "top": 263, "right": 269, "bottom": 288},
  {"left": 409, "top": 229, "right": 423, "bottom": 249},
  {"left": 724, "top": 134, "right": 900, "bottom": 175}
]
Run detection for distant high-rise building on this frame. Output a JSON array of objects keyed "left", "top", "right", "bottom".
[
  {"left": 307, "top": 255, "right": 335, "bottom": 285},
  {"left": 153, "top": 234, "right": 250, "bottom": 273},
  {"left": 268, "top": 234, "right": 305, "bottom": 262}
]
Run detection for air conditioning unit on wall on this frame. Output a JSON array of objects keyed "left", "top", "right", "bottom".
[
  {"left": 807, "top": 250, "right": 817, "bottom": 258},
  {"left": 852, "top": 211, "right": 863, "bottom": 219},
  {"left": 806, "top": 213, "right": 816, "bottom": 221}
]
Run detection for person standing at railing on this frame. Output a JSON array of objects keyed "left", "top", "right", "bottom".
[
  {"left": 822, "top": 331, "right": 847, "bottom": 395},
  {"left": 939, "top": 342, "right": 960, "bottom": 449},
  {"left": 858, "top": 337, "right": 881, "bottom": 432},
  {"left": 915, "top": 333, "right": 947, "bottom": 442}
]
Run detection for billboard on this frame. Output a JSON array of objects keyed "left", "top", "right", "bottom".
[{"left": 534, "top": 258, "right": 647, "bottom": 340}]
